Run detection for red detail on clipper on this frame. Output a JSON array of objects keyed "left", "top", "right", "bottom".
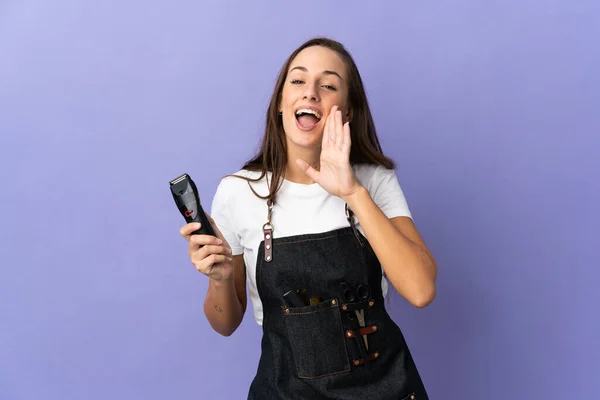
[{"left": 184, "top": 209, "right": 194, "bottom": 217}]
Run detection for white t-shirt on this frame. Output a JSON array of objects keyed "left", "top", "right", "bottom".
[{"left": 210, "top": 163, "right": 412, "bottom": 325}]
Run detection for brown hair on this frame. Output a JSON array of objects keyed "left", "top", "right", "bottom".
[{"left": 233, "top": 37, "right": 395, "bottom": 203}]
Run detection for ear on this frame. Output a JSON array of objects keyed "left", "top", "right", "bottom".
[{"left": 345, "top": 107, "right": 353, "bottom": 123}]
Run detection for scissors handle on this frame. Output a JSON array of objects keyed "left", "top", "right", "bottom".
[
  {"left": 341, "top": 282, "right": 356, "bottom": 302},
  {"left": 356, "top": 284, "right": 370, "bottom": 301}
]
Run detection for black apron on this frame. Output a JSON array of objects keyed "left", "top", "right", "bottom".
[{"left": 247, "top": 200, "right": 429, "bottom": 400}]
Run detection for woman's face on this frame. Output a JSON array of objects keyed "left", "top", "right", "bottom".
[{"left": 279, "top": 45, "right": 351, "bottom": 150}]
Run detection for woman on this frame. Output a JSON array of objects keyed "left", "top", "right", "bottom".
[{"left": 180, "top": 37, "right": 437, "bottom": 399}]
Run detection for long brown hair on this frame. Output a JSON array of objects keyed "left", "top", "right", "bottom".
[{"left": 233, "top": 37, "right": 395, "bottom": 203}]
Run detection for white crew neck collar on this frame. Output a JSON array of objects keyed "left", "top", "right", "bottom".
[{"left": 280, "top": 177, "right": 325, "bottom": 197}]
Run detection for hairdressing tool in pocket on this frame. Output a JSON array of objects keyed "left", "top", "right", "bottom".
[
  {"left": 309, "top": 297, "right": 322, "bottom": 305},
  {"left": 169, "top": 173, "right": 215, "bottom": 237},
  {"left": 346, "top": 310, "right": 368, "bottom": 360},
  {"left": 297, "top": 289, "right": 309, "bottom": 305},
  {"left": 283, "top": 289, "right": 306, "bottom": 308},
  {"left": 341, "top": 283, "right": 371, "bottom": 350}
]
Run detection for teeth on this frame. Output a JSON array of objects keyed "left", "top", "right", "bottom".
[{"left": 295, "top": 108, "right": 321, "bottom": 119}]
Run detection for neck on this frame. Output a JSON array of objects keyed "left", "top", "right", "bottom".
[{"left": 285, "top": 145, "right": 320, "bottom": 184}]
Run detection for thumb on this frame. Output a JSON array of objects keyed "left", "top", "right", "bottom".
[
  {"left": 296, "top": 159, "right": 320, "bottom": 182},
  {"left": 206, "top": 214, "right": 227, "bottom": 243}
]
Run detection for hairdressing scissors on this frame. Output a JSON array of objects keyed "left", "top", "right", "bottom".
[{"left": 341, "top": 283, "right": 371, "bottom": 350}]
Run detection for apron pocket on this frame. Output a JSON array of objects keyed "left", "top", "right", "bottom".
[{"left": 283, "top": 298, "right": 351, "bottom": 379}]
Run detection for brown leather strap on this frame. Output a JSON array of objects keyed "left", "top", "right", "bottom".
[
  {"left": 359, "top": 325, "right": 378, "bottom": 335},
  {"left": 263, "top": 225, "right": 273, "bottom": 262},
  {"left": 352, "top": 351, "right": 381, "bottom": 366},
  {"left": 263, "top": 199, "right": 274, "bottom": 262},
  {"left": 345, "top": 325, "right": 378, "bottom": 338},
  {"left": 341, "top": 298, "right": 374, "bottom": 312}
]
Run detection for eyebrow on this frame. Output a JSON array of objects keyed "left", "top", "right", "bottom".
[{"left": 289, "top": 66, "right": 344, "bottom": 80}]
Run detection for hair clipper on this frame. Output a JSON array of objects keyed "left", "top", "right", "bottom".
[{"left": 169, "top": 173, "right": 216, "bottom": 237}]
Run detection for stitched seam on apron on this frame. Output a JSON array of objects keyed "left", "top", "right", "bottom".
[
  {"left": 284, "top": 304, "right": 336, "bottom": 316},
  {"left": 276, "top": 231, "right": 353, "bottom": 246},
  {"left": 297, "top": 368, "right": 351, "bottom": 380}
]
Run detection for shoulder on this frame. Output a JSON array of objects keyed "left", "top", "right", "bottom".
[
  {"left": 212, "top": 169, "right": 270, "bottom": 211},
  {"left": 353, "top": 163, "right": 398, "bottom": 190},
  {"left": 215, "top": 169, "right": 268, "bottom": 195}
]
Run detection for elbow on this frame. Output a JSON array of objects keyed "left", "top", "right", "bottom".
[
  {"left": 218, "top": 327, "right": 236, "bottom": 337},
  {"left": 409, "top": 283, "right": 436, "bottom": 308},
  {"left": 410, "top": 256, "right": 437, "bottom": 308},
  {"left": 203, "top": 309, "right": 243, "bottom": 337},
  {"left": 211, "top": 321, "right": 240, "bottom": 337}
]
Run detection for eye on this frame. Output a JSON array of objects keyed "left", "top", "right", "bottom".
[
  {"left": 322, "top": 84, "right": 337, "bottom": 91},
  {"left": 290, "top": 79, "right": 304, "bottom": 84}
]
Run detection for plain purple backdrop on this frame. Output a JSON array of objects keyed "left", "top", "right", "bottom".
[{"left": 1, "top": 1, "right": 599, "bottom": 399}]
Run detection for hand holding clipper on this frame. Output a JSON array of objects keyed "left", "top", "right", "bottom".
[{"left": 170, "top": 173, "right": 216, "bottom": 237}]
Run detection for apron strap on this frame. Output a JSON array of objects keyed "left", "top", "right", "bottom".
[
  {"left": 262, "top": 198, "right": 274, "bottom": 262},
  {"left": 345, "top": 203, "right": 364, "bottom": 247}
]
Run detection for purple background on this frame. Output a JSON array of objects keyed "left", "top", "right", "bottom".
[{"left": 1, "top": 1, "right": 599, "bottom": 399}]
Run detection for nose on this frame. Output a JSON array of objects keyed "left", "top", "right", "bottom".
[{"left": 302, "top": 83, "right": 319, "bottom": 101}]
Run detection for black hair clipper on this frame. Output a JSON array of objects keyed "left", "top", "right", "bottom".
[{"left": 169, "top": 173, "right": 216, "bottom": 237}]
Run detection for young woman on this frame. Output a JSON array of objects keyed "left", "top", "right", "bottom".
[{"left": 180, "top": 37, "right": 437, "bottom": 399}]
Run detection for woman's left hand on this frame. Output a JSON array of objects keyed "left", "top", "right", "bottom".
[{"left": 296, "top": 105, "right": 362, "bottom": 200}]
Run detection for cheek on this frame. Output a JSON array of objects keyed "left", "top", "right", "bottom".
[
  {"left": 324, "top": 91, "right": 348, "bottom": 109},
  {"left": 337, "top": 92, "right": 350, "bottom": 110},
  {"left": 280, "top": 86, "right": 297, "bottom": 107},
  {"left": 281, "top": 113, "right": 297, "bottom": 134}
]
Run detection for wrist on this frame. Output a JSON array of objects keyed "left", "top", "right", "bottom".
[
  {"left": 341, "top": 185, "right": 369, "bottom": 210},
  {"left": 210, "top": 275, "right": 234, "bottom": 290}
]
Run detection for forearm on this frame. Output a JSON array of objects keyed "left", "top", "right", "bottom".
[
  {"left": 204, "top": 278, "right": 244, "bottom": 336},
  {"left": 344, "top": 186, "right": 437, "bottom": 307}
]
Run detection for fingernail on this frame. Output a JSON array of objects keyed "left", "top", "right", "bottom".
[{"left": 217, "top": 239, "right": 223, "bottom": 244}]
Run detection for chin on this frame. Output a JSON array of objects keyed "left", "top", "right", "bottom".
[
  {"left": 287, "top": 135, "right": 323, "bottom": 150},
  {"left": 283, "top": 120, "right": 323, "bottom": 149}
]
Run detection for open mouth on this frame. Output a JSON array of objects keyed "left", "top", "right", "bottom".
[{"left": 295, "top": 107, "right": 322, "bottom": 130}]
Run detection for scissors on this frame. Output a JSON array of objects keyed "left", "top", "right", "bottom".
[
  {"left": 341, "top": 283, "right": 371, "bottom": 350},
  {"left": 345, "top": 308, "right": 368, "bottom": 360}
]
